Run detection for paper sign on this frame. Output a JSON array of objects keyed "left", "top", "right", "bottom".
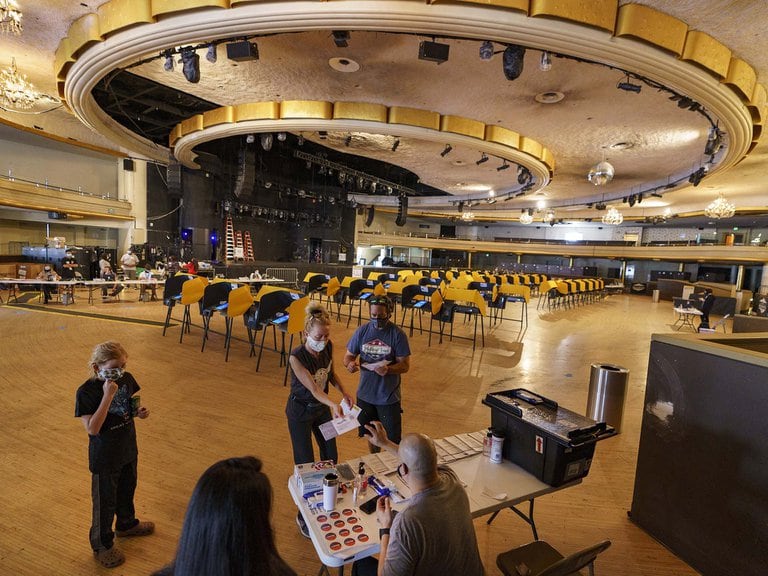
[{"left": 319, "top": 404, "right": 363, "bottom": 441}]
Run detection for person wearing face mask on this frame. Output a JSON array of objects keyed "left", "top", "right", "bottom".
[
  {"left": 286, "top": 303, "right": 352, "bottom": 538},
  {"left": 344, "top": 296, "right": 411, "bottom": 452},
  {"left": 74, "top": 341, "right": 154, "bottom": 569},
  {"left": 36, "top": 263, "right": 61, "bottom": 304}
]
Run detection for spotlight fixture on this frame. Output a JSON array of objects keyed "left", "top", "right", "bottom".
[
  {"left": 440, "top": 144, "right": 452, "bottom": 157},
  {"left": 497, "top": 160, "right": 510, "bottom": 171},
  {"left": 476, "top": 152, "right": 489, "bottom": 165},
  {"left": 487, "top": 198, "right": 497, "bottom": 204},
  {"left": 688, "top": 167, "right": 707, "bottom": 187},
  {"left": 517, "top": 166, "right": 532, "bottom": 185},
  {"left": 163, "top": 50, "right": 174, "bottom": 71},
  {"left": 345, "top": 135, "right": 352, "bottom": 147},
  {"left": 594, "top": 202, "right": 606, "bottom": 211},
  {"left": 297, "top": 134, "right": 305, "bottom": 146},
  {"left": 704, "top": 127, "right": 723, "bottom": 156},
  {"left": 637, "top": 192, "right": 643, "bottom": 204},
  {"left": 260, "top": 133, "right": 273, "bottom": 151},
  {"left": 651, "top": 192, "right": 663, "bottom": 198},
  {"left": 542, "top": 209, "right": 555, "bottom": 224},
  {"left": 245, "top": 134, "right": 255, "bottom": 144},
  {"left": 587, "top": 160, "right": 614, "bottom": 186},
  {"left": 616, "top": 75, "right": 642, "bottom": 93},
  {"left": 332, "top": 30, "right": 350, "bottom": 48},
  {"left": 539, "top": 51, "right": 552, "bottom": 72},
  {"left": 418, "top": 40, "right": 450, "bottom": 64},
  {"left": 206, "top": 44, "right": 217, "bottom": 63},
  {"left": 628, "top": 194, "right": 636, "bottom": 207},
  {"left": 391, "top": 138, "right": 400, "bottom": 152},
  {"left": 704, "top": 192, "right": 736, "bottom": 219},
  {"left": 226, "top": 40, "right": 259, "bottom": 62},
  {"left": 180, "top": 47, "right": 200, "bottom": 83},
  {"left": 277, "top": 132, "right": 287, "bottom": 142},
  {"left": 479, "top": 40, "right": 494, "bottom": 61},
  {"left": 502, "top": 45, "right": 525, "bottom": 81}
]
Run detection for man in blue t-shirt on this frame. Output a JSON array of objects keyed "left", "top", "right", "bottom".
[{"left": 344, "top": 296, "right": 411, "bottom": 451}]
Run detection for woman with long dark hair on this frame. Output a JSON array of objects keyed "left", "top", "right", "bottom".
[{"left": 153, "top": 457, "right": 295, "bottom": 576}]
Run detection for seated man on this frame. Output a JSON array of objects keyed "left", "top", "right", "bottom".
[
  {"left": 36, "top": 264, "right": 61, "bottom": 304},
  {"left": 101, "top": 264, "right": 124, "bottom": 299},
  {"left": 138, "top": 267, "right": 158, "bottom": 301},
  {"left": 352, "top": 422, "right": 485, "bottom": 576}
]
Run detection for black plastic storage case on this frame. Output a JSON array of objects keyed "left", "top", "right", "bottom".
[{"left": 483, "top": 388, "right": 614, "bottom": 486}]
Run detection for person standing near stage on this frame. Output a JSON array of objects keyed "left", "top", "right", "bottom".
[
  {"left": 344, "top": 296, "right": 410, "bottom": 449},
  {"left": 120, "top": 249, "right": 139, "bottom": 280}
]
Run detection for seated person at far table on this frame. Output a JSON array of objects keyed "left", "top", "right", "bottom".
[
  {"left": 138, "top": 267, "right": 158, "bottom": 301},
  {"left": 101, "top": 264, "right": 124, "bottom": 299},
  {"left": 36, "top": 264, "right": 61, "bottom": 304},
  {"left": 351, "top": 422, "right": 485, "bottom": 576}
]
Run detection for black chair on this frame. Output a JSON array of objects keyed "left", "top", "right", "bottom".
[
  {"left": 400, "top": 283, "right": 432, "bottom": 336},
  {"left": 199, "top": 281, "right": 233, "bottom": 352},
  {"left": 428, "top": 291, "right": 456, "bottom": 346},
  {"left": 346, "top": 279, "right": 376, "bottom": 327},
  {"left": 246, "top": 290, "right": 298, "bottom": 371},
  {"left": 304, "top": 273, "right": 329, "bottom": 298},
  {"left": 161, "top": 274, "right": 192, "bottom": 336},
  {"left": 496, "top": 539, "right": 611, "bottom": 576}
]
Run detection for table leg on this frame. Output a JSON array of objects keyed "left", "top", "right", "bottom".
[{"left": 485, "top": 499, "right": 539, "bottom": 540}]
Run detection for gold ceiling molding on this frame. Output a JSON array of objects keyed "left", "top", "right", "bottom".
[
  {"left": 168, "top": 99, "right": 554, "bottom": 170},
  {"left": 56, "top": 0, "right": 764, "bottom": 165}
]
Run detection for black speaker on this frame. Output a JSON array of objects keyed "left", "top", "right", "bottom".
[
  {"left": 364, "top": 206, "right": 375, "bottom": 227},
  {"left": 226, "top": 41, "right": 259, "bottom": 62},
  {"left": 167, "top": 163, "right": 182, "bottom": 198},
  {"left": 232, "top": 147, "right": 255, "bottom": 198},
  {"left": 396, "top": 195, "right": 408, "bottom": 227},
  {"left": 418, "top": 41, "right": 449, "bottom": 64},
  {"left": 123, "top": 158, "right": 135, "bottom": 171}
]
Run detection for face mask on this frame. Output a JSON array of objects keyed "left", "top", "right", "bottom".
[
  {"left": 306, "top": 336, "right": 327, "bottom": 353},
  {"left": 99, "top": 367, "right": 125, "bottom": 381},
  {"left": 374, "top": 317, "right": 389, "bottom": 329},
  {"left": 44, "top": 267, "right": 51, "bottom": 272}
]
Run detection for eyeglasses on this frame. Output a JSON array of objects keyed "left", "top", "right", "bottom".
[{"left": 396, "top": 462, "right": 406, "bottom": 479}]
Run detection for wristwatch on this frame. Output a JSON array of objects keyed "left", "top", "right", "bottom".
[{"left": 379, "top": 528, "right": 390, "bottom": 538}]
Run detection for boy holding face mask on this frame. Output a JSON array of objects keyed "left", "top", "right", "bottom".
[
  {"left": 75, "top": 341, "right": 154, "bottom": 569},
  {"left": 344, "top": 296, "right": 411, "bottom": 451}
]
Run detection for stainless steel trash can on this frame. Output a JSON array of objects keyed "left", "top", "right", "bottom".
[
  {"left": 652, "top": 289, "right": 660, "bottom": 303},
  {"left": 586, "top": 363, "right": 629, "bottom": 433}
]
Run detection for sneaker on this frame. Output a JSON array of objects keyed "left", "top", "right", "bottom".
[
  {"left": 296, "top": 512, "right": 310, "bottom": 539},
  {"left": 116, "top": 520, "right": 155, "bottom": 537},
  {"left": 94, "top": 546, "right": 125, "bottom": 569}
]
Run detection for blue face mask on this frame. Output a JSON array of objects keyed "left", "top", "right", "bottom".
[{"left": 99, "top": 367, "right": 125, "bottom": 381}]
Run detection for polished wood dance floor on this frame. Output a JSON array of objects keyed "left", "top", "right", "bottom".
[{"left": 0, "top": 289, "right": 705, "bottom": 575}]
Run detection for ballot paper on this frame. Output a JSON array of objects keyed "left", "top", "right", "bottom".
[
  {"left": 361, "top": 360, "right": 389, "bottom": 372},
  {"left": 319, "top": 403, "right": 363, "bottom": 441}
]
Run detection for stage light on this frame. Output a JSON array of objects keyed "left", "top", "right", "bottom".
[
  {"left": 261, "top": 133, "right": 273, "bottom": 151},
  {"left": 479, "top": 41, "right": 494, "bottom": 60},
  {"left": 617, "top": 75, "right": 641, "bottom": 93},
  {"left": 180, "top": 47, "right": 200, "bottom": 83},
  {"left": 502, "top": 45, "right": 525, "bottom": 81},
  {"left": 539, "top": 51, "right": 552, "bottom": 72},
  {"left": 704, "top": 127, "right": 722, "bottom": 156},
  {"left": 419, "top": 40, "right": 450, "bottom": 64},
  {"left": 391, "top": 138, "right": 400, "bottom": 152},
  {"left": 206, "top": 44, "right": 217, "bottom": 63},
  {"left": 277, "top": 132, "right": 286, "bottom": 141},
  {"left": 332, "top": 31, "right": 350, "bottom": 48},
  {"left": 476, "top": 152, "right": 489, "bottom": 165},
  {"left": 497, "top": 160, "right": 510, "bottom": 171},
  {"left": 163, "top": 50, "right": 174, "bottom": 71},
  {"left": 440, "top": 144, "right": 452, "bottom": 157}
]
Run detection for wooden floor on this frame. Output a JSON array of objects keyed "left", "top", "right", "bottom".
[{"left": 0, "top": 288, "right": 706, "bottom": 576}]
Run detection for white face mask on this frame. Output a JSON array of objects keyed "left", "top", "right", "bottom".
[
  {"left": 306, "top": 335, "right": 327, "bottom": 353},
  {"left": 99, "top": 367, "right": 125, "bottom": 381}
]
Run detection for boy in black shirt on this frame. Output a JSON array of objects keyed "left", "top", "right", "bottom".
[{"left": 75, "top": 341, "right": 154, "bottom": 568}]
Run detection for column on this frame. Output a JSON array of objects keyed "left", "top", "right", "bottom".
[{"left": 117, "top": 159, "right": 148, "bottom": 250}]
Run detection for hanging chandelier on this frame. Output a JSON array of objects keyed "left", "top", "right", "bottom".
[
  {"left": 0, "top": 0, "right": 22, "bottom": 35},
  {"left": 519, "top": 210, "right": 534, "bottom": 224},
  {"left": 601, "top": 206, "right": 624, "bottom": 225},
  {"left": 542, "top": 209, "right": 555, "bottom": 223},
  {"left": 0, "top": 58, "right": 38, "bottom": 109},
  {"left": 461, "top": 209, "right": 475, "bottom": 221},
  {"left": 587, "top": 160, "right": 615, "bottom": 186},
  {"left": 704, "top": 193, "right": 736, "bottom": 219}
]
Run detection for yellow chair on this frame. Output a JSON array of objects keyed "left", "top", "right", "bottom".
[
  {"left": 277, "top": 296, "right": 310, "bottom": 385},
  {"left": 321, "top": 276, "right": 342, "bottom": 319},
  {"left": 223, "top": 285, "right": 254, "bottom": 361},
  {"left": 162, "top": 273, "right": 193, "bottom": 336},
  {"left": 178, "top": 277, "right": 206, "bottom": 344}
]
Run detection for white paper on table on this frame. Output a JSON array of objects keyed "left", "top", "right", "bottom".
[
  {"left": 361, "top": 360, "right": 389, "bottom": 372},
  {"left": 319, "top": 404, "right": 363, "bottom": 441}
]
